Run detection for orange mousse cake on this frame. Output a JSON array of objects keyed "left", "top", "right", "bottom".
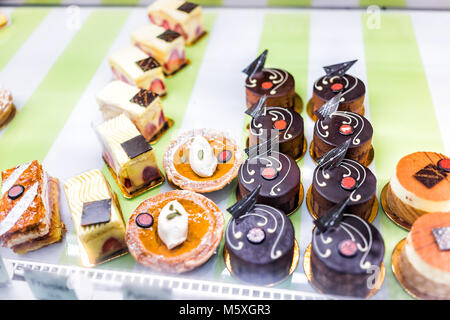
[
  {"left": 386, "top": 152, "right": 450, "bottom": 226},
  {"left": 399, "top": 212, "right": 450, "bottom": 299}
]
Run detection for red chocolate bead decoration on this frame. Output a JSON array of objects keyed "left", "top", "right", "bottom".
[
  {"left": 136, "top": 213, "right": 154, "bottom": 228},
  {"left": 247, "top": 227, "right": 265, "bottom": 244},
  {"left": 331, "top": 83, "right": 343, "bottom": 92},
  {"left": 338, "top": 239, "right": 358, "bottom": 258},
  {"left": 339, "top": 124, "right": 353, "bottom": 136},
  {"left": 8, "top": 185, "right": 24, "bottom": 200},
  {"left": 261, "top": 81, "right": 273, "bottom": 89},
  {"left": 261, "top": 167, "right": 278, "bottom": 180},
  {"left": 438, "top": 159, "right": 450, "bottom": 172},
  {"left": 273, "top": 119, "right": 287, "bottom": 131},
  {"left": 341, "top": 176, "right": 357, "bottom": 191},
  {"left": 217, "top": 150, "right": 232, "bottom": 163}
]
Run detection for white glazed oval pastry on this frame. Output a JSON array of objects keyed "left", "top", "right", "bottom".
[
  {"left": 189, "top": 135, "right": 218, "bottom": 178},
  {"left": 157, "top": 200, "right": 188, "bottom": 249}
]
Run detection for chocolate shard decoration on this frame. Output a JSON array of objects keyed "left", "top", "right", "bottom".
[
  {"left": 136, "top": 56, "right": 161, "bottom": 72},
  {"left": 157, "top": 30, "right": 181, "bottom": 42},
  {"left": 317, "top": 139, "right": 351, "bottom": 170},
  {"left": 227, "top": 185, "right": 261, "bottom": 220},
  {"left": 130, "top": 89, "right": 159, "bottom": 107},
  {"left": 121, "top": 135, "right": 152, "bottom": 159},
  {"left": 432, "top": 227, "right": 450, "bottom": 251},
  {"left": 314, "top": 92, "right": 342, "bottom": 120},
  {"left": 242, "top": 49, "right": 268, "bottom": 78},
  {"left": 244, "top": 134, "right": 279, "bottom": 159},
  {"left": 81, "top": 199, "right": 112, "bottom": 227},
  {"left": 245, "top": 95, "right": 267, "bottom": 118},
  {"left": 177, "top": 1, "right": 198, "bottom": 13},
  {"left": 323, "top": 59, "right": 358, "bottom": 77},
  {"left": 414, "top": 164, "right": 447, "bottom": 189},
  {"left": 314, "top": 196, "right": 351, "bottom": 233}
]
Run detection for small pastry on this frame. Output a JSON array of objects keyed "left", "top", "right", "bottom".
[
  {"left": 96, "top": 81, "right": 168, "bottom": 142},
  {"left": 237, "top": 139, "right": 302, "bottom": 214},
  {"left": 126, "top": 190, "right": 224, "bottom": 273},
  {"left": 0, "top": 13, "right": 8, "bottom": 30},
  {"left": 310, "top": 197, "right": 385, "bottom": 297},
  {"left": 385, "top": 151, "right": 450, "bottom": 226},
  {"left": 313, "top": 93, "right": 373, "bottom": 165},
  {"left": 397, "top": 212, "right": 450, "bottom": 299},
  {"left": 247, "top": 95, "right": 305, "bottom": 160},
  {"left": 0, "top": 85, "right": 15, "bottom": 128},
  {"left": 225, "top": 185, "right": 296, "bottom": 285},
  {"left": 0, "top": 160, "right": 65, "bottom": 254},
  {"left": 310, "top": 141, "right": 377, "bottom": 220},
  {"left": 131, "top": 24, "right": 187, "bottom": 75},
  {"left": 109, "top": 46, "right": 166, "bottom": 95},
  {"left": 311, "top": 60, "right": 366, "bottom": 117},
  {"left": 243, "top": 50, "right": 296, "bottom": 109},
  {"left": 163, "top": 128, "right": 243, "bottom": 193},
  {"left": 96, "top": 114, "right": 163, "bottom": 197},
  {"left": 147, "top": 0, "right": 204, "bottom": 45},
  {"left": 64, "top": 169, "right": 127, "bottom": 266}
]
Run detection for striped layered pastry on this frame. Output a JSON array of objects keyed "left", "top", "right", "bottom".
[
  {"left": 131, "top": 24, "right": 186, "bottom": 75},
  {"left": 147, "top": 0, "right": 204, "bottom": 45},
  {"left": 0, "top": 160, "right": 65, "bottom": 254},
  {"left": 96, "top": 114, "right": 162, "bottom": 195},
  {"left": 97, "top": 81, "right": 167, "bottom": 142},
  {"left": 386, "top": 151, "right": 450, "bottom": 226},
  {"left": 64, "top": 169, "right": 127, "bottom": 266},
  {"left": 399, "top": 212, "right": 450, "bottom": 299},
  {"left": 109, "top": 46, "right": 166, "bottom": 95}
]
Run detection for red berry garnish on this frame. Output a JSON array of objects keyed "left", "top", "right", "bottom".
[
  {"left": 261, "top": 81, "right": 273, "bottom": 89},
  {"left": 261, "top": 167, "right": 277, "bottom": 180},
  {"left": 247, "top": 227, "right": 265, "bottom": 244},
  {"left": 339, "top": 124, "right": 353, "bottom": 136},
  {"left": 438, "top": 159, "right": 450, "bottom": 172},
  {"left": 136, "top": 213, "right": 154, "bottom": 228},
  {"left": 331, "top": 83, "right": 343, "bottom": 92},
  {"left": 338, "top": 239, "right": 358, "bottom": 257},
  {"left": 273, "top": 120, "right": 287, "bottom": 130},
  {"left": 8, "top": 185, "right": 24, "bottom": 200}
]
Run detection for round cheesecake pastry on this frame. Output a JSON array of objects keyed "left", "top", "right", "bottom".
[
  {"left": 0, "top": 86, "right": 14, "bottom": 127},
  {"left": 311, "top": 159, "right": 377, "bottom": 220},
  {"left": 311, "top": 214, "right": 385, "bottom": 297},
  {"left": 245, "top": 68, "right": 295, "bottom": 109},
  {"left": 225, "top": 204, "right": 295, "bottom": 285},
  {"left": 399, "top": 212, "right": 450, "bottom": 299},
  {"left": 313, "top": 111, "right": 373, "bottom": 165},
  {"left": 311, "top": 74, "right": 366, "bottom": 116},
  {"left": 386, "top": 152, "right": 450, "bottom": 226},
  {"left": 249, "top": 107, "right": 304, "bottom": 160},
  {"left": 238, "top": 151, "right": 301, "bottom": 214}
]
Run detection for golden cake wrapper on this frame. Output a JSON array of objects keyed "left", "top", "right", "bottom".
[
  {"left": 293, "top": 92, "right": 304, "bottom": 115},
  {"left": 309, "top": 140, "right": 374, "bottom": 167},
  {"left": 380, "top": 183, "right": 411, "bottom": 231},
  {"left": 149, "top": 118, "right": 174, "bottom": 145}
]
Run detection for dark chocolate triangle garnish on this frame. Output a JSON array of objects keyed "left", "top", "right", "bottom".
[
  {"left": 81, "top": 199, "right": 111, "bottom": 227},
  {"left": 323, "top": 60, "right": 357, "bottom": 77},
  {"left": 242, "top": 49, "right": 268, "bottom": 78},
  {"left": 314, "top": 196, "right": 351, "bottom": 232},
  {"left": 177, "top": 2, "right": 198, "bottom": 13},
  {"left": 227, "top": 185, "right": 261, "bottom": 220},
  {"left": 136, "top": 56, "right": 161, "bottom": 72},
  {"left": 317, "top": 139, "right": 351, "bottom": 170},
  {"left": 414, "top": 164, "right": 447, "bottom": 189},
  {"left": 157, "top": 30, "right": 181, "bottom": 42},
  {"left": 130, "top": 89, "right": 159, "bottom": 107},
  {"left": 314, "top": 92, "right": 342, "bottom": 120},
  {"left": 245, "top": 95, "right": 267, "bottom": 118},
  {"left": 121, "top": 135, "right": 152, "bottom": 159},
  {"left": 244, "top": 134, "right": 279, "bottom": 159},
  {"left": 432, "top": 227, "right": 450, "bottom": 251}
]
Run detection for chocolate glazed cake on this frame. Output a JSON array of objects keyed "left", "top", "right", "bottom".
[
  {"left": 238, "top": 147, "right": 301, "bottom": 214},
  {"left": 226, "top": 186, "right": 295, "bottom": 285},
  {"left": 249, "top": 103, "right": 304, "bottom": 160},
  {"left": 311, "top": 212, "right": 385, "bottom": 297},
  {"left": 311, "top": 60, "right": 366, "bottom": 116}
]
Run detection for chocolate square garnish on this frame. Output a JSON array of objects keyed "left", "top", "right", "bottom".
[
  {"left": 81, "top": 199, "right": 111, "bottom": 227},
  {"left": 157, "top": 30, "right": 181, "bottom": 42},
  {"left": 177, "top": 2, "right": 198, "bottom": 13},
  {"left": 121, "top": 135, "right": 152, "bottom": 159},
  {"left": 413, "top": 164, "right": 447, "bottom": 188},
  {"left": 136, "top": 57, "right": 161, "bottom": 72},
  {"left": 130, "top": 89, "right": 158, "bottom": 107},
  {"left": 432, "top": 227, "right": 450, "bottom": 251}
]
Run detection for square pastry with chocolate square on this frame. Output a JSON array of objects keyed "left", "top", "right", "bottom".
[
  {"left": 97, "top": 81, "right": 167, "bottom": 142},
  {"left": 96, "top": 114, "right": 163, "bottom": 197},
  {"left": 109, "top": 46, "right": 166, "bottom": 95},
  {"left": 131, "top": 24, "right": 186, "bottom": 75},
  {"left": 147, "top": 0, "right": 204, "bottom": 45}
]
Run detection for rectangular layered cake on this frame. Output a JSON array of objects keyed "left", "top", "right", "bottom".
[
  {"left": 0, "top": 160, "right": 65, "bottom": 254},
  {"left": 64, "top": 169, "right": 127, "bottom": 266},
  {"left": 131, "top": 24, "right": 186, "bottom": 75},
  {"left": 96, "top": 114, "right": 162, "bottom": 195},
  {"left": 109, "top": 46, "right": 166, "bottom": 95},
  {"left": 147, "top": 0, "right": 204, "bottom": 45},
  {"left": 97, "top": 81, "right": 167, "bottom": 142}
]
